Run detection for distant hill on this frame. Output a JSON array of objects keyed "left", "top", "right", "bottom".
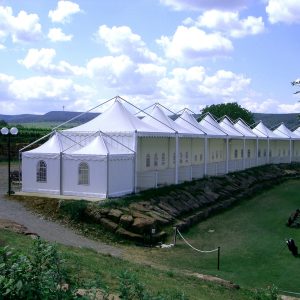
[{"left": 0, "top": 110, "right": 299, "bottom": 130}]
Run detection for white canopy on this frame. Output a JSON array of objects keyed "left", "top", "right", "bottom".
[
  {"left": 199, "top": 113, "right": 227, "bottom": 137},
  {"left": 234, "top": 118, "right": 257, "bottom": 138},
  {"left": 219, "top": 116, "right": 244, "bottom": 138},
  {"left": 71, "top": 135, "right": 132, "bottom": 155},
  {"left": 66, "top": 99, "right": 157, "bottom": 134},
  {"left": 142, "top": 105, "right": 194, "bottom": 135},
  {"left": 293, "top": 126, "right": 300, "bottom": 137},
  {"left": 25, "top": 132, "right": 62, "bottom": 154},
  {"left": 252, "top": 121, "right": 281, "bottom": 139},
  {"left": 174, "top": 111, "right": 206, "bottom": 135},
  {"left": 273, "top": 123, "right": 299, "bottom": 139}
]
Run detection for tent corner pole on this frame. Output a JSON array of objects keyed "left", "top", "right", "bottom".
[{"left": 175, "top": 133, "right": 179, "bottom": 184}]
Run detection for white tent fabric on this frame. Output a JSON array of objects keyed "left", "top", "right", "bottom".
[
  {"left": 252, "top": 121, "right": 281, "bottom": 139},
  {"left": 25, "top": 132, "right": 62, "bottom": 154},
  {"left": 234, "top": 119, "right": 257, "bottom": 138},
  {"left": 142, "top": 105, "right": 194, "bottom": 134},
  {"left": 293, "top": 126, "right": 300, "bottom": 137},
  {"left": 66, "top": 99, "right": 157, "bottom": 134},
  {"left": 199, "top": 113, "right": 227, "bottom": 136},
  {"left": 273, "top": 123, "right": 299, "bottom": 139},
  {"left": 219, "top": 116, "right": 244, "bottom": 138},
  {"left": 175, "top": 111, "right": 211, "bottom": 136}
]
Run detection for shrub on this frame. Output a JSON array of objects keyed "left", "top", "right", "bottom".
[{"left": 59, "top": 200, "right": 88, "bottom": 221}]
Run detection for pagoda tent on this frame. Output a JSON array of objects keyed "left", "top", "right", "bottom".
[
  {"left": 141, "top": 105, "right": 198, "bottom": 185},
  {"left": 22, "top": 132, "right": 64, "bottom": 195},
  {"left": 234, "top": 119, "right": 258, "bottom": 168},
  {"left": 199, "top": 113, "right": 228, "bottom": 176},
  {"left": 273, "top": 123, "right": 299, "bottom": 163},
  {"left": 252, "top": 121, "right": 282, "bottom": 165},
  {"left": 63, "top": 134, "right": 134, "bottom": 198},
  {"left": 219, "top": 116, "right": 245, "bottom": 172},
  {"left": 175, "top": 110, "right": 215, "bottom": 179}
]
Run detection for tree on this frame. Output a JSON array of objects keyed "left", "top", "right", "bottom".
[
  {"left": 0, "top": 120, "right": 8, "bottom": 127},
  {"left": 199, "top": 102, "right": 254, "bottom": 125}
]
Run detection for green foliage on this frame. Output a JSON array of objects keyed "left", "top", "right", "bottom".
[
  {"left": 0, "top": 120, "right": 8, "bottom": 127},
  {"left": 252, "top": 285, "right": 279, "bottom": 300},
  {"left": 59, "top": 200, "right": 88, "bottom": 221},
  {"left": 118, "top": 270, "right": 188, "bottom": 300},
  {"left": 0, "top": 238, "right": 71, "bottom": 299},
  {"left": 200, "top": 102, "right": 254, "bottom": 125}
]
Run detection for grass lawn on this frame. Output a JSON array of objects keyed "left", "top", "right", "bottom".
[
  {"left": 0, "top": 229, "right": 252, "bottom": 300},
  {"left": 125, "top": 179, "right": 300, "bottom": 294}
]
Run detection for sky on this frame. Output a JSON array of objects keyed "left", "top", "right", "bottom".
[{"left": 1, "top": 0, "right": 300, "bottom": 115}]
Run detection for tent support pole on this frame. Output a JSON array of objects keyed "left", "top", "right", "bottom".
[
  {"left": 59, "top": 152, "right": 63, "bottom": 195},
  {"left": 226, "top": 137, "right": 229, "bottom": 174},
  {"left": 256, "top": 138, "right": 259, "bottom": 166},
  {"left": 267, "top": 138, "right": 270, "bottom": 164},
  {"left": 204, "top": 136, "right": 207, "bottom": 176},
  {"left": 243, "top": 138, "right": 246, "bottom": 170},
  {"left": 134, "top": 132, "right": 138, "bottom": 194},
  {"left": 289, "top": 139, "right": 292, "bottom": 163},
  {"left": 175, "top": 133, "right": 179, "bottom": 184},
  {"left": 106, "top": 153, "right": 109, "bottom": 198}
]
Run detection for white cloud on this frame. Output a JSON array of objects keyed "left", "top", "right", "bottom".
[
  {"left": 240, "top": 97, "right": 280, "bottom": 113},
  {"left": 49, "top": 1, "right": 81, "bottom": 24},
  {"left": 278, "top": 102, "right": 300, "bottom": 113},
  {"left": 158, "top": 67, "right": 251, "bottom": 105},
  {"left": 0, "top": 6, "right": 42, "bottom": 43},
  {"left": 266, "top": 0, "right": 300, "bottom": 24},
  {"left": 48, "top": 27, "right": 73, "bottom": 42},
  {"left": 159, "top": 0, "right": 252, "bottom": 11},
  {"left": 195, "top": 10, "right": 265, "bottom": 38},
  {"left": 157, "top": 26, "right": 233, "bottom": 61},
  {"left": 18, "top": 48, "right": 85, "bottom": 76},
  {"left": 87, "top": 55, "right": 166, "bottom": 95},
  {"left": 96, "top": 25, "right": 160, "bottom": 63}
]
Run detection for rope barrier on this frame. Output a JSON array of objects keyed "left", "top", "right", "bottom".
[
  {"left": 177, "top": 229, "right": 218, "bottom": 253},
  {"left": 278, "top": 289, "right": 300, "bottom": 296}
]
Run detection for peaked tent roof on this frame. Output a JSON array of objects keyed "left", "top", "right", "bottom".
[
  {"left": 293, "top": 126, "right": 300, "bottom": 137},
  {"left": 219, "top": 116, "right": 244, "bottom": 138},
  {"left": 66, "top": 99, "right": 158, "bottom": 134},
  {"left": 273, "top": 123, "right": 299, "bottom": 139},
  {"left": 25, "top": 132, "right": 62, "bottom": 154},
  {"left": 174, "top": 110, "right": 206, "bottom": 135},
  {"left": 142, "top": 105, "right": 195, "bottom": 134},
  {"left": 199, "top": 113, "right": 227, "bottom": 136},
  {"left": 71, "top": 135, "right": 132, "bottom": 155},
  {"left": 252, "top": 121, "right": 281, "bottom": 139},
  {"left": 234, "top": 118, "right": 257, "bottom": 138}
]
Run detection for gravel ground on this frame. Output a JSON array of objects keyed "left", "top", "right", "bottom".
[{"left": 0, "top": 163, "right": 122, "bottom": 257}]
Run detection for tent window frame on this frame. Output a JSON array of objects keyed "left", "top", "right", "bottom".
[
  {"left": 78, "top": 162, "right": 89, "bottom": 185},
  {"left": 247, "top": 149, "right": 251, "bottom": 158},
  {"left": 185, "top": 151, "right": 188, "bottom": 163},
  {"left": 234, "top": 149, "right": 238, "bottom": 159},
  {"left": 36, "top": 160, "right": 47, "bottom": 183},
  {"left": 154, "top": 153, "right": 158, "bottom": 167},
  {"left": 161, "top": 152, "right": 166, "bottom": 166}
]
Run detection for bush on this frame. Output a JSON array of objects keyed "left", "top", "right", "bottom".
[
  {"left": 59, "top": 200, "right": 88, "bottom": 221},
  {"left": 0, "top": 238, "right": 72, "bottom": 299}
]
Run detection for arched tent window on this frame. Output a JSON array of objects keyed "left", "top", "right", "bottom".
[
  {"left": 161, "top": 153, "right": 166, "bottom": 166},
  {"left": 194, "top": 154, "right": 198, "bottom": 162},
  {"left": 180, "top": 152, "right": 183, "bottom": 164},
  {"left": 263, "top": 149, "right": 267, "bottom": 157},
  {"left": 185, "top": 152, "right": 188, "bottom": 163},
  {"left": 36, "top": 160, "right": 47, "bottom": 182},
  {"left": 258, "top": 149, "right": 261, "bottom": 158},
  {"left": 173, "top": 152, "right": 176, "bottom": 165},
  {"left": 78, "top": 162, "right": 89, "bottom": 185},
  {"left": 200, "top": 153, "right": 203, "bottom": 161},
  {"left": 247, "top": 149, "right": 251, "bottom": 158},
  {"left": 216, "top": 151, "right": 219, "bottom": 159},
  {"left": 146, "top": 154, "right": 150, "bottom": 167},
  {"left": 234, "top": 149, "right": 238, "bottom": 159},
  {"left": 241, "top": 149, "right": 244, "bottom": 158}
]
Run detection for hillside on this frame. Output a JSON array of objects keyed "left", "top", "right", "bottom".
[{"left": 0, "top": 110, "right": 299, "bottom": 129}]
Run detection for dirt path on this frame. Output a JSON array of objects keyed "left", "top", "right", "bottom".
[{"left": 0, "top": 163, "right": 122, "bottom": 257}]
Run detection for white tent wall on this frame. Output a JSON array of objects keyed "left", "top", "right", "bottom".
[
  {"left": 293, "top": 140, "right": 300, "bottom": 161},
  {"left": 22, "top": 155, "right": 61, "bottom": 194},
  {"left": 62, "top": 156, "right": 107, "bottom": 198},
  {"left": 244, "top": 139, "right": 257, "bottom": 168},
  {"left": 228, "top": 139, "right": 244, "bottom": 172},
  {"left": 276, "top": 140, "right": 290, "bottom": 163},
  {"left": 178, "top": 137, "right": 193, "bottom": 182},
  {"left": 190, "top": 138, "right": 205, "bottom": 179},
  {"left": 206, "top": 138, "right": 227, "bottom": 176},
  {"left": 136, "top": 136, "right": 174, "bottom": 190},
  {"left": 257, "top": 139, "right": 268, "bottom": 166},
  {"left": 108, "top": 156, "right": 135, "bottom": 197}
]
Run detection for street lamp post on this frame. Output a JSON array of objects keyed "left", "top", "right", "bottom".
[{"left": 1, "top": 127, "right": 18, "bottom": 196}]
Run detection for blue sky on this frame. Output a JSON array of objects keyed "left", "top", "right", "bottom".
[{"left": 1, "top": 0, "right": 300, "bottom": 115}]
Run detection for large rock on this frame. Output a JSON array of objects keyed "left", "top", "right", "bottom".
[
  {"left": 131, "top": 217, "right": 156, "bottom": 234},
  {"left": 107, "top": 209, "right": 123, "bottom": 222},
  {"left": 119, "top": 214, "right": 133, "bottom": 228},
  {"left": 99, "top": 218, "right": 118, "bottom": 232},
  {"left": 116, "top": 227, "right": 143, "bottom": 241}
]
